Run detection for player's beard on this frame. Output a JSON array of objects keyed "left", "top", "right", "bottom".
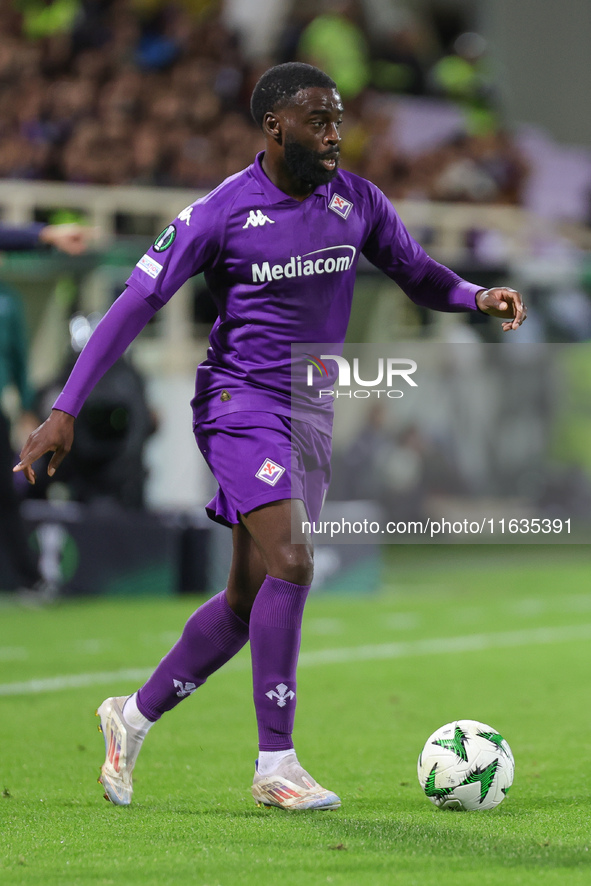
[{"left": 284, "top": 136, "right": 339, "bottom": 189}]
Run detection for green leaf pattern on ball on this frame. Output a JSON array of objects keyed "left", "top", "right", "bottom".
[
  {"left": 424, "top": 764, "right": 454, "bottom": 801},
  {"left": 460, "top": 759, "right": 499, "bottom": 803},
  {"left": 433, "top": 726, "right": 469, "bottom": 762},
  {"left": 478, "top": 731, "right": 505, "bottom": 750},
  {"left": 424, "top": 758, "right": 501, "bottom": 806}
]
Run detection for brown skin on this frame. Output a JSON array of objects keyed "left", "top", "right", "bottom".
[
  {"left": 39, "top": 223, "right": 96, "bottom": 255},
  {"left": 475, "top": 287, "right": 527, "bottom": 331},
  {"left": 261, "top": 86, "right": 344, "bottom": 200},
  {"left": 13, "top": 85, "right": 526, "bottom": 618}
]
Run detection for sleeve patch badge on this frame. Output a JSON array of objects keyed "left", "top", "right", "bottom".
[
  {"left": 137, "top": 254, "right": 164, "bottom": 279},
  {"left": 153, "top": 224, "right": 176, "bottom": 252},
  {"left": 255, "top": 458, "right": 286, "bottom": 486},
  {"left": 329, "top": 193, "right": 353, "bottom": 219}
]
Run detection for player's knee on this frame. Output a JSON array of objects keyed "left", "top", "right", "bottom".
[
  {"left": 226, "top": 579, "right": 258, "bottom": 619},
  {"left": 269, "top": 543, "right": 314, "bottom": 586}
]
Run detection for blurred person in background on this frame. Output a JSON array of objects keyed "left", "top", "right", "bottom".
[
  {"left": 0, "top": 222, "right": 91, "bottom": 596},
  {"left": 409, "top": 130, "right": 528, "bottom": 207},
  {"left": 0, "top": 281, "right": 42, "bottom": 594},
  {"left": 33, "top": 308, "right": 158, "bottom": 510},
  {"left": 368, "top": 8, "right": 430, "bottom": 97},
  {"left": 296, "top": 0, "right": 371, "bottom": 101},
  {"left": 430, "top": 31, "right": 500, "bottom": 136},
  {"left": 16, "top": 63, "right": 526, "bottom": 814}
]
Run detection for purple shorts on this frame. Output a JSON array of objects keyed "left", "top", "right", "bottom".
[{"left": 194, "top": 412, "right": 332, "bottom": 527}]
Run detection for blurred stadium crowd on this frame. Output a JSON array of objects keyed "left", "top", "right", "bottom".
[{"left": 0, "top": 0, "right": 528, "bottom": 204}]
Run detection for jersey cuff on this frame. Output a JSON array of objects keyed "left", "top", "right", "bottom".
[
  {"left": 448, "top": 281, "right": 481, "bottom": 311},
  {"left": 124, "top": 277, "right": 165, "bottom": 310},
  {"left": 51, "top": 396, "right": 81, "bottom": 418}
]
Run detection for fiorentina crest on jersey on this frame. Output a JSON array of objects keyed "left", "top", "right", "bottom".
[
  {"left": 256, "top": 458, "right": 285, "bottom": 486},
  {"left": 329, "top": 193, "right": 353, "bottom": 219}
]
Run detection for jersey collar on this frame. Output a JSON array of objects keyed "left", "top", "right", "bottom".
[{"left": 250, "top": 152, "right": 331, "bottom": 205}]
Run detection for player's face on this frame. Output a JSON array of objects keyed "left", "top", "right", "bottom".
[{"left": 281, "top": 87, "right": 344, "bottom": 188}]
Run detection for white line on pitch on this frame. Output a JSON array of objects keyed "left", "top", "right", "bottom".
[
  {"left": 297, "top": 623, "right": 591, "bottom": 665},
  {"left": 0, "top": 668, "right": 154, "bottom": 697},
  {"left": 2, "top": 622, "right": 591, "bottom": 697}
]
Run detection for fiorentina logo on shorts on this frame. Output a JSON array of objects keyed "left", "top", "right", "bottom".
[
  {"left": 329, "top": 193, "right": 353, "bottom": 219},
  {"left": 255, "top": 458, "right": 286, "bottom": 486}
]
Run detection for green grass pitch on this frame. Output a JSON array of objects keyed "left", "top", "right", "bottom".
[{"left": 2, "top": 545, "right": 591, "bottom": 885}]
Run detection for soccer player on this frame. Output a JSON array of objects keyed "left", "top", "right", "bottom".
[{"left": 14, "top": 63, "right": 526, "bottom": 811}]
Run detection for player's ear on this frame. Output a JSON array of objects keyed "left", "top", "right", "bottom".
[{"left": 263, "top": 112, "right": 282, "bottom": 144}]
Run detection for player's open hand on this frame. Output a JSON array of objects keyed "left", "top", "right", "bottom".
[
  {"left": 476, "top": 287, "right": 527, "bottom": 331},
  {"left": 13, "top": 409, "right": 75, "bottom": 485}
]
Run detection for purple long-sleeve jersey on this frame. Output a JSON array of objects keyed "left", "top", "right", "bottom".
[{"left": 54, "top": 153, "right": 482, "bottom": 431}]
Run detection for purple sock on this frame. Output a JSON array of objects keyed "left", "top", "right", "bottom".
[
  {"left": 137, "top": 590, "right": 249, "bottom": 721},
  {"left": 249, "top": 575, "right": 310, "bottom": 751}
]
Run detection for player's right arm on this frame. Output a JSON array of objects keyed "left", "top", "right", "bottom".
[
  {"left": 14, "top": 195, "right": 222, "bottom": 484},
  {"left": 13, "top": 286, "right": 158, "bottom": 484}
]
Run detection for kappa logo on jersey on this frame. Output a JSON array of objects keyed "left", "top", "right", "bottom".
[
  {"left": 255, "top": 458, "right": 285, "bottom": 486},
  {"left": 243, "top": 209, "right": 275, "bottom": 229},
  {"left": 178, "top": 205, "right": 193, "bottom": 226},
  {"left": 137, "top": 253, "right": 163, "bottom": 279},
  {"left": 329, "top": 193, "right": 353, "bottom": 219}
]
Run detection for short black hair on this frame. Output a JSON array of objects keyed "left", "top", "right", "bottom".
[{"left": 250, "top": 63, "right": 338, "bottom": 130}]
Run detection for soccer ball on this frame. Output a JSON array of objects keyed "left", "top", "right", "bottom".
[{"left": 417, "top": 719, "right": 514, "bottom": 811}]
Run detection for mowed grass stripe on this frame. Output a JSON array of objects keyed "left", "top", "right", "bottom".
[{"left": 3, "top": 621, "right": 591, "bottom": 697}]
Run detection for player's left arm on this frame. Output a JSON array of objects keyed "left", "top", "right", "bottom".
[
  {"left": 475, "top": 287, "right": 527, "bottom": 331},
  {"left": 361, "top": 185, "right": 527, "bottom": 331}
]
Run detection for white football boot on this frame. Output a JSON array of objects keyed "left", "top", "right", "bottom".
[
  {"left": 252, "top": 754, "right": 341, "bottom": 810},
  {"left": 96, "top": 696, "right": 144, "bottom": 805}
]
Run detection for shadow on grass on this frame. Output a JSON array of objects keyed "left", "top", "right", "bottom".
[
  {"left": 158, "top": 799, "right": 591, "bottom": 870},
  {"left": 47, "top": 792, "right": 591, "bottom": 872}
]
